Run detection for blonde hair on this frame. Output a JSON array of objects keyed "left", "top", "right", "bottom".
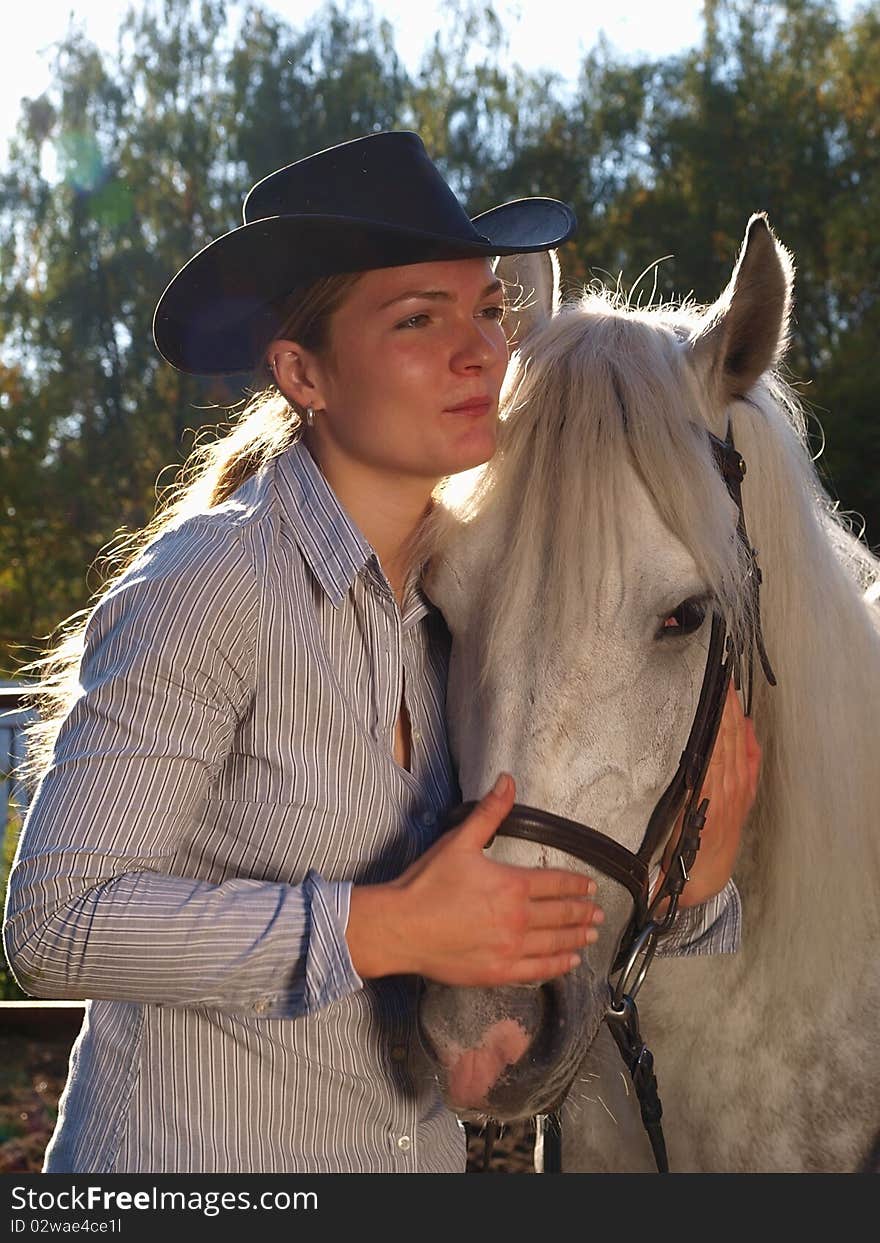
[{"left": 18, "top": 271, "right": 363, "bottom": 784}]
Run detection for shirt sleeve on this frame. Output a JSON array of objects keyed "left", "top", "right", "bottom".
[
  {"left": 2, "top": 517, "right": 364, "bottom": 1019},
  {"left": 653, "top": 877, "right": 742, "bottom": 956}
]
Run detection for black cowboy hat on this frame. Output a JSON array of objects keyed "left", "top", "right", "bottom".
[{"left": 152, "top": 130, "right": 577, "bottom": 375}]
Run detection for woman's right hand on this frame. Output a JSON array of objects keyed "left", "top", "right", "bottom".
[{"left": 345, "top": 773, "right": 603, "bottom": 986}]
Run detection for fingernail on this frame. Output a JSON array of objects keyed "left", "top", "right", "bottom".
[
  {"left": 591, "top": 908, "right": 604, "bottom": 925},
  {"left": 586, "top": 879, "right": 598, "bottom": 896},
  {"left": 585, "top": 928, "right": 599, "bottom": 943},
  {"left": 493, "top": 773, "right": 508, "bottom": 795},
  {"left": 568, "top": 954, "right": 582, "bottom": 969}
]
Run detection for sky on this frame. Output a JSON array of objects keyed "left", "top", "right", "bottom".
[
  {"left": 1, "top": 0, "right": 704, "bottom": 128},
  {"left": 0, "top": 0, "right": 863, "bottom": 153}
]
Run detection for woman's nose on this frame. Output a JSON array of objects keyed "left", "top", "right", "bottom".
[{"left": 452, "top": 319, "right": 506, "bottom": 371}]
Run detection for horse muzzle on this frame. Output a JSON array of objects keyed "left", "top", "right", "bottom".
[{"left": 418, "top": 967, "right": 606, "bottom": 1121}]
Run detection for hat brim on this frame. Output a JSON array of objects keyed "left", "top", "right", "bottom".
[{"left": 153, "top": 199, "right": 576, "bottom": 375}]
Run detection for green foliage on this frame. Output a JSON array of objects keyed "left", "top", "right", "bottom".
[{"left": 0, "top": 0, "right": 877, "bottom": 683}]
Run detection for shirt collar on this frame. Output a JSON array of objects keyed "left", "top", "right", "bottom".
[
  {"left": 400, "top": 577, "right": 435, "bottom": 629},
  {"left": 273, "top": 437, "right": 373, "bottom": 608}
]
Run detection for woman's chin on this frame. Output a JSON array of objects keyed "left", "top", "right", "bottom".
[{"left": 441, "top": 433, "right": 498, "bottom": 476}]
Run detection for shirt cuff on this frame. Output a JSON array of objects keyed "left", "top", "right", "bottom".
[
  {"left": 259, "top": 873, "right": 364, "bottom": 1019},
  {"left": 303, "top": 872, "right": 365, "bottom": 1008},
  {"left": 653, "top": 877, "right": 742, "bottom": 957}
]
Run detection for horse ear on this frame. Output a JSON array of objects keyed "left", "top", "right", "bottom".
[
  {"left": 493, "top": 250, "right": 561, "bottom": 350},
  {"left": 691, "top": 214, "right": 794, "bottom": 400}
]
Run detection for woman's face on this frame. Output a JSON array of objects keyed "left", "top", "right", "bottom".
[{"left": 278, "top": 257, "right": 509, "bottom": 486}]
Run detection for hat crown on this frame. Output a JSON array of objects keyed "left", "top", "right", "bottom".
[
  {"left": 243, "top": 130, "right": 485, "bottom": 242},
  {"left": 154, "top": 130, "right": 576, "bottom": 375}
]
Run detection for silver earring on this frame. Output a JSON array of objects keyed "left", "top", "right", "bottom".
[
  {"left": 271, "top": 351, "right": 294, "bottom": 381},
  {"left": 305, "top": 406, "right": 315, "bottom": 428}
]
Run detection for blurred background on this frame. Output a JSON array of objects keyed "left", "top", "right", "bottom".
[{"left": 0, "top": 0, "right": 878, "bottom": 1168}]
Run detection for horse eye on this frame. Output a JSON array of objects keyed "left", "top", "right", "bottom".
[{"left": 657, "top": 596, "right": 709, "bottom": 638}]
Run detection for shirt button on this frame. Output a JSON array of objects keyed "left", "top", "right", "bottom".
[
  {"left": 390, "top": 1044, "right": 407, "bottom": 1062},
  {"left": 254, "top": 999, "right": 270, "bottom": 1014},
  {"left": 411, "top": 729, "right": 422, "bottom": 744},
  {"left": 420, "top": 810, "right": 436, "bottom": 827},
  {"left": 397, "top": 1135, "right": 412, "bottom": 1152}
]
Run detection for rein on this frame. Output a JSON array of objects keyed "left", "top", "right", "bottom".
[{"left": 450, "top": 420, "right": 776, "bottom": 1174}]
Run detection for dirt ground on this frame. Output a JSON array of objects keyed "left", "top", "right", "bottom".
[
  {"left": 465, "top": 1119, "right": 536, "bottom": 1173},
  {"left": 0, "top": 1034, "right": 535, "bottom": 1174},
  {"left": 0, "top": 1036, "right": 69, "bottom": 1173}
]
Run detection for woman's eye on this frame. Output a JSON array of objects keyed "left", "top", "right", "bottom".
[
  {"left": 396, "top": 313, "right": 431, "bottom": 329},
  {"left": 657, "top": 597, "right": 709, "bottom": 638},
  {"left": 481, "top": 304, "right": 506, "bottom": 321}
]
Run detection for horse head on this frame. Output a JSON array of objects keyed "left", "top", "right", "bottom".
[{"left": 417, "top": 217, "right": 796, "bottom": 1123}]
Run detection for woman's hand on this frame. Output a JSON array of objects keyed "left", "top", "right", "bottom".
[
  {"left": 656, "top": 681, "right": 762, "bottom": 911},
  {"left": 346, "top": 773, "right": 604, "bottom": 986}
]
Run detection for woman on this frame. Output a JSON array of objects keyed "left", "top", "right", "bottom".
[{"left": 3, "top": 132, "right": 759, "bottom": 1173}]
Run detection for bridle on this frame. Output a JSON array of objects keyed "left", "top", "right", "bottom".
[{"left": 444, "top": 419, "right": 776, "bottom": 1173}]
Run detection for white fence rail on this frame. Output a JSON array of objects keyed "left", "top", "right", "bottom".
[{"left": 1, "top": 686, "right": 35, "bottom": 851}]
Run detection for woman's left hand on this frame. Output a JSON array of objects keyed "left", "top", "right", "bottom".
[{"left": 657, "top": 681, "right": 762, "bottom": 910}]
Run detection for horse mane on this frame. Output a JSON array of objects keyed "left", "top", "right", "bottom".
[{"left": 416, "top": 286, "right": 880, "bottom": 993}]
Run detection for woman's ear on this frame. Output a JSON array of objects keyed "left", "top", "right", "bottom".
[{"left": 266, "top": 339, "right": 327, "bottom": 410}]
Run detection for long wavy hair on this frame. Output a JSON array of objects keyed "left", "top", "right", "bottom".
[{"left": 17, "top": 272, "right": 364, "bottom": 786}]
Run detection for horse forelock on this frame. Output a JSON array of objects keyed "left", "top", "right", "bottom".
[{"left": 477, "top": 291, "right": 757, "bottom": 672}]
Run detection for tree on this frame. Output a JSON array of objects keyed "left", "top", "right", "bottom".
[
  {"left": 1, "top": 0, "right": 877, "bottom": 679},
  {"left": 565, "top": 0, "right": 879, "bottom": 541},
  {"left": 0, "top": 0, "right": 409, "bottom": 672}
]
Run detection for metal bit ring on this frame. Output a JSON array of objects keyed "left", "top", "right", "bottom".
[{"left": 611, "top": 921, "right": 659, "bottom": 1008}]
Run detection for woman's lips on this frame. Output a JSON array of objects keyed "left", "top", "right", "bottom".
[{"left": 442, "top": 398, "right": 492, "bottom": 417}]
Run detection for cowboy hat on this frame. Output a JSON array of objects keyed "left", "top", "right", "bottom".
[{"left": 152, "top": 130, "right": 577, "bottom": 375}]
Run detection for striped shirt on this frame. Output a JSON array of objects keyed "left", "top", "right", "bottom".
[{"left": 3, "top": 435, "right": 739, "bottom": 1174}]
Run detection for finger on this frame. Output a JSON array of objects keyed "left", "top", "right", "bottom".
[
  {"left": 706, "top": 696, "right": 734, "bottom": 773},
  {"left": 455, "top": 772, "right": 516, "bottom": 849},
  {"left": 524, "top": 896, "right": 603, "bottom": 929},
  {"left": 522, "top": 867, "right": 597, "bottom": 900},
  {"left": 709, "top": 683, "right": 743, "bottom": 778},
  {"left": 496, "top": 951, "right": 585, "bottom": 985},
  {"left": 744, "top": 716, "right": 761, "bottom": 759},
  {"left": 746, "top": 724, "right": 762, "bottom": 790},
  {"left": 518, "top": 924, "right": 600, "bottom": 956},
  {"left": 731, "top": 704, "right": 758, "bottom": 792},
  {"left": 723, "top": 684, "right": 743, "bottom": 744},
  {"left": 724, "top": 711, "right": 746, "bottom": 788}
]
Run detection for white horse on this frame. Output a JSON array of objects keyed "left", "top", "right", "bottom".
[{"left": 416, "top": 217, "right": 880, "bottom": 1172}]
